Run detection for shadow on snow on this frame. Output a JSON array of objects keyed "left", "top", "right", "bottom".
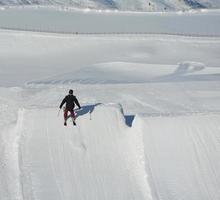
[{"left": 75, "top": 103, "right": 135, "bottom": 127}]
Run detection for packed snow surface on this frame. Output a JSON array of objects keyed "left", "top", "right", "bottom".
[{"left": 0, "top": 7, "right": 220, "bottom": 200}]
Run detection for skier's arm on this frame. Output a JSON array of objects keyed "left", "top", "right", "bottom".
[
  {"left": 74, "top": 97, "right": 81, "bottom": 109},
  {"left": 59, "top": 97, "right": 66, "bottom": 109}
]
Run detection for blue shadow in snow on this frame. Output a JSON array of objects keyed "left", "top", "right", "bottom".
[
  {"left": 183, "top": 0, "right": 206, "bottom": 8},
  {"left": 125, "top": 115, "right": 135, "bottom": 127},
  {"left": 75, "top": 103, "right": 135, "bottom": 127},
  {"left": 75, "top": 103, "right": 102, "bottom": 118}
]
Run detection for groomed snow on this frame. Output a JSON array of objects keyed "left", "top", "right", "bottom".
[
  {"left": 137, "top": 114, "right": 220, "bottom": 200},
  {"left": 18, "top": 105, "right": 153, "bottom": 200}
]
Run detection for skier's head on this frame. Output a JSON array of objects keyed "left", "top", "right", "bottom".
[{"left": 69, "top": 89, "right": 73, "bottom": 95}]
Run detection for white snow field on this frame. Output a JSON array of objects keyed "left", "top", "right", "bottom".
[{"left": 0, "top": 7, "right": 220, "bottom": 200}]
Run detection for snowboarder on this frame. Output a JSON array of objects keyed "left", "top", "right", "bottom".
[{"left": 59, "top": 89, "right": 81, "bottom": 126}]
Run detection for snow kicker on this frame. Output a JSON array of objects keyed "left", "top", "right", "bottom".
[
  {"left": 5, "top": 104, "right": 220, "bottom": 200},
  {"left": 17, "top": 104, "right": 153, "bottom": 200}
]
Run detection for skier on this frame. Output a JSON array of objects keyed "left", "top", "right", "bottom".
[{"left": 59, "top": 89, "right": 81, "bottom": 126}]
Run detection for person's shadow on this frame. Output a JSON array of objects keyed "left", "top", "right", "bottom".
[
  {"left": 75, "top": 103, "right": 102, "bottom": 119},
  {"left": 75, "top": 103, "right": 134, "bottom": 127}
]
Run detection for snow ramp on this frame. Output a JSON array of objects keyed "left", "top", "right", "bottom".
[
  {"left": 17, "top": 104, "right": 220, "bottom": 200},
  {"left": 18, "top": 104, "right": 153, "bottom": 200}
]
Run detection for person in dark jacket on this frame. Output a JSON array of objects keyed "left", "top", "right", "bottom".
[{"left": 59, "top": 89, "right": 81, "bottom": 126}]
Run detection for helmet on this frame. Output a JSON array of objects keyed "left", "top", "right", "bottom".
[{"left": 69, "top": 89, "right": 73, "bottom": 94}]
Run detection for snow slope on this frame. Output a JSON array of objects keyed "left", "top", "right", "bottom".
[
  {"left": 0, "top": 7, "right": 220, "bottom": 200},
  {"left": 1, "top": 0, "right": 220, "bottom": 11}
]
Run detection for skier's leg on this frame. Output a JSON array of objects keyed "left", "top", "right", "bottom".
[
  {"left": 71, "top": 110, "right": 76, "bottom": 120},
  {"left": 64, "top": 109, "right": 68, "bottom": 126},
  {"left": 71, "top": 110, "right": 76, "bottom": 126}
]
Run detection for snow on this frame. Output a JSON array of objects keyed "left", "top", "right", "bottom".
[
  {"left": 0, "top": 7, "right": 220, "bottom": 200},
  {"left": 18, "top": 105, "right": 153, "bottom": 200},
  {"left": 1, "top": 0, "right": 220, "bottom": 11},
  {"left": 0, "top": 28, "right": 220, "bottom": 86},
  {"left": 1, "top": 8, "right": 220, "bottom": 36},
  {"left": 138, "top": 114, "right": 220, "bottom": 200}
]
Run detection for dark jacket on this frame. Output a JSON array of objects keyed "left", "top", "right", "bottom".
[{"left": 59, "top": 94, "right": 81, "bottom": 111}]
